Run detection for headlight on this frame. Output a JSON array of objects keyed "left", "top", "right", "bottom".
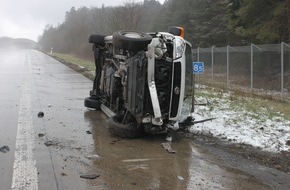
[{"left": 174, "top": 38, "right": 185, "bottom": 59}]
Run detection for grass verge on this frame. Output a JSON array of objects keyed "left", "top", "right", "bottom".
[{"left": 49, "top": 52, "right": 95, "bottom": 80}]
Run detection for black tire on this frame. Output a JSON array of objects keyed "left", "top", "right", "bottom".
[
  {"left": 88, "top": 34, "right": 106, "bottom": 46},
  {"left": 84, "top": 97, "right": 101, "bottom": 110},
  {"left": 108, "top": 114, "right": 144, "bottom": 139},
  {"left": 113, "top": 31, "right": 152, "bottom": 51}
]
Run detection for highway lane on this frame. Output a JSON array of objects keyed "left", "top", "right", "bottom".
[
  {"left": 0, "top": 49, "right": 94, "bottom": 190},
  {"left": 0, "top": 48, "right": 290, "bottom": 190}
]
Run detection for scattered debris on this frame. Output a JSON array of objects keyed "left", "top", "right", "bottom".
[
  {"left": 38, "top": 111, "right": 44, "bottom": 118},
  {"left": 179, "top": 116, "right": 215, "bottom": 127},
  {"left": 44, "top": 141, "right": 58, "bottom": 147},
  {"left": 162, "top": 143, "right": 176, "bottom": 153},
  {"left": 80, "top": 174, "right": 100, "bottom": 179},
  {"left": 165, "top": 135, "right": 172, "bottom": 142},
  {"left": 110, "top": 139, "right": 122, "bottom": 144},
  {"left": 86, "top": 154, "right": 100, "bottom": 161},
  {"left": 61, "top": 172, "right": 67, "bottom": 176},
  {"left": 177, "top": 175, "right": 184, "bottom": 181},
  {"left": 38, "top": 133, "right": 45, "bottom": 138},
  {"left": 286, "top": 140, "right": 290, "bottom": 146},
  {"left": 0, "top": 145, "right": 10, "bottom": 153},
  {"left": 86, "top": 131, "right": 92, "bottom": 134}
]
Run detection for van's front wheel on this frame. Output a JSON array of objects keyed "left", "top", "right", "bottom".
[
  {"left": 84, "top": 97, "right": 101, "bottom": 110},
  {"left": 108, "top": 113, "right": 144, "bottom": 139}
]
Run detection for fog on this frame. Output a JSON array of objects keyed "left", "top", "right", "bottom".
[{"left": 0, "top": 0, "right": 165, "bottom": 41}]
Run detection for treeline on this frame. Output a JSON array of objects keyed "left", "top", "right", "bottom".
[{"left": 38, "top": 0, "right": 290, "bottom": 59}]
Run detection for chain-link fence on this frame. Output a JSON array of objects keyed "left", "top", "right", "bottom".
[{"left": 188, "top": 43, "right": 290, "bottom": 102}]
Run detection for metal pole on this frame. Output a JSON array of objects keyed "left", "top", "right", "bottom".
[
  {"left": 251, "top": 44, "right": 253, "bottom": 90},
  {"left": 197, "top": 47, "right": 200, "bottom": 62},
  {"left": 191, "top": 74, "right": 195, "bottom": 113},
  {"left": 227, "top": 45, "right": 229, "bottom": 91},
  {"left": 212, "top": 46, "right": 214, "bottom": 84},
  {"left": 197, "top": 47, "right": 200, "bottom": 85},
  {"left": 250, "top": 44, "right": 262, "bottom": 91},
  {"left": 281, "top": 42, "right": 284, "bottom": 102}
]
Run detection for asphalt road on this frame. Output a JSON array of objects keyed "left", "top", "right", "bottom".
[{"left": 0, "top": 48, "right": 290, "bottom": 190}]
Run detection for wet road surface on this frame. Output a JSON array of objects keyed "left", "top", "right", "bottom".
[{"left": 0, "top": 49, "right": 290, "bottom": 190}]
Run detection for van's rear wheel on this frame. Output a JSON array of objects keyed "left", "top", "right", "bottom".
[
  {"left": 108, "top": 113, "right": 144, "bottom": 139},
  {"left": 113, "top": 31, "right": 152, "bottom": 51},
  {"left": 84, "top": 97, "right": 101, "bottom": 110}
]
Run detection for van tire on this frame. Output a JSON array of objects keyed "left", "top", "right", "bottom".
[{"left": 108, "top": 114, "right": 143, "bottom": 139}]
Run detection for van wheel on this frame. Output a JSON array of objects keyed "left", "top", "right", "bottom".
[
  {"left": 88, "top": 34, "right": 106, "bottom": 46},
  {"left": 113, "top": 31, "right": 152, "bottom": 51},
  {"left": 108, "top": 113, "right": 144, "bottom": 139},
  {"left": 84, "top": 97, "right": 101, "bottom": 110}
]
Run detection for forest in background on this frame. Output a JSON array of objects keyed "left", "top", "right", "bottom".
[{"left": 38, "top": 0, "right": 290, "bottom": 59}]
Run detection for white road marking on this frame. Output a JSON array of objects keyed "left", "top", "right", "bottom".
[{"left": 11, "top": 56, "right": 38, "bottom": 190}]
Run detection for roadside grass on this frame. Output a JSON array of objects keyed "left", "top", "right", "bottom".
[
  {"left": 51, "top": 53, "right": 95, "bottom": 72},
  {"left": 51, "top": 52, "right": 290, "bottom": 121}
]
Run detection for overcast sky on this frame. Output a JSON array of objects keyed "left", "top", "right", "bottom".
[{"left": 0, "top": 0, "right": 165, "bottom": 41}]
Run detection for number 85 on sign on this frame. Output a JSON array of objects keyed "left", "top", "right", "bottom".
[{"left": 192, "top": 62, "right": 204, "bottom": 74}]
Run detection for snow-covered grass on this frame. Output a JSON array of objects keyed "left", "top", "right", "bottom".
[{"left": 182, "top": 85, "right": 290, "bottom": 153}]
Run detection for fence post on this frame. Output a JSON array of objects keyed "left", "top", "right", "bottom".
[
  {"left": 250, "top": 44, "right": 262, "bottom": 91},
  {"left": 211, "top": 46, "right": 214, "bottom": 84},
  {"left": 227, "top": 45, "right": 230, "bottom": 91},
  {"left": 281, "top": 42, "right": 290, "bottom": 102},
  {"left": 251, "top": 44, "right": 253, "bottom": 90},
  {"left": 281, "top": 42, "right": 284, "bottom": 102}
]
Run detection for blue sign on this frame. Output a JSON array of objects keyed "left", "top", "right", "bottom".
[{"left": 192, "top": 62, "right": 204, "bottom": 74}]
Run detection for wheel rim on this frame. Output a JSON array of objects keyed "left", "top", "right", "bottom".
[{"left": 123, "top": 32, "right": 144, "bottom": 39}]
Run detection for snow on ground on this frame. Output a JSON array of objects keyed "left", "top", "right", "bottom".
[{"left": 181, "top": 86, "right": 290, "bottom": 153}]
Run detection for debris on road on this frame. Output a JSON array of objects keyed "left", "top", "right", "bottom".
[
  {"left": 61, "top": 172, "right": 67, "bottom": 176},
  {"left": 44, "top": 140, "right": 58, "bottom": 147},
  {"left": 80, "top": 174, "right": 100, "bottom": 179},
  {"left": 86, "top": 154, "right": 100, "bottom": 161},
  {"left": 38, "top": 133, "right": 45, "bottom": 138},
  {"left": 162, "top": 143, "right": 176, "bottom": 153},
  {"left": 86, "top": 130, "right": 92, "bottom": 134},
  {"left": 177, "top": 175, "right": 184, "bottom": 181},
  {"left": 38, "top": 111, "right": 44, "bottom": 118},
  {"left": 0, "top": 145, "right": 10, "bottom": 153}
]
